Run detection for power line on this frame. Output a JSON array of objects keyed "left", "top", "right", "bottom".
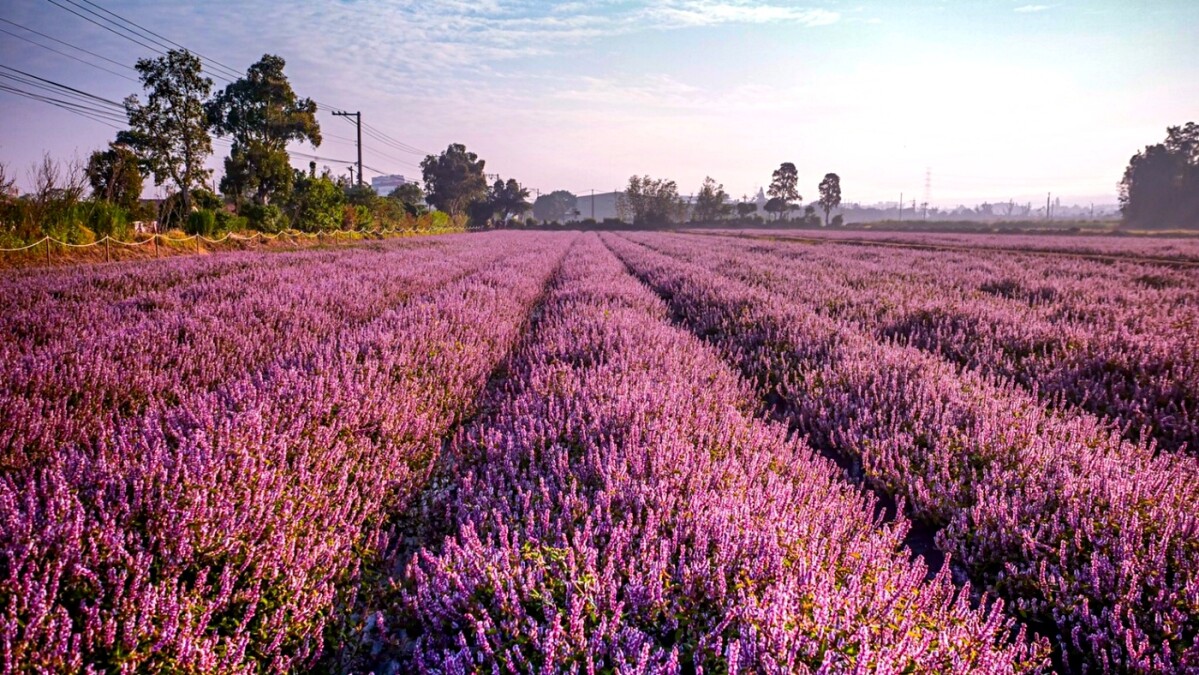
[
  {"left": 66, "top": 0, "right": 244, "bottom": 80},
  {"left": 0, "top": 84, "right": 124, "bottom": 128},
  {"left": 0, "top": 26, "right": 138, "bottom": 82},
  {"left": 42, "top": 0, "right": 164, "bottom": 54},
  {"left": 0, "top": 17, "right": 138, "bottom": 71},
  {"left": 0, "top": 64, "right": 125, "bottom": 109}
]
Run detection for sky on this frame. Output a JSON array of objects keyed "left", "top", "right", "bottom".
[{"left": 1, "top": 0, "right": 1197, "bottom": 207}]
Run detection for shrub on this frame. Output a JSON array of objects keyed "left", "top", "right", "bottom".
[
  {"left": 215, "top": 210, "right": 248, "bottom": 233},
  {"left": 185, "top": 209, "right": 218, "bottom": 237},
  {"left": 242, "top": 203, "right": 284, "bottom": 232},
  {"left": 87, "top": 201, "right": 130, "bottom": 240}
]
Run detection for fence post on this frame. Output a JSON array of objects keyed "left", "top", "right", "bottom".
[
  {"left": 153, "top": 233, "right": 159, "bottom": 258},
  {"left": 105, "top": 236, "right": 110, "bottom": 263},
  {"left": 45, "top": 238, "right": 50, "bottom": 266}
]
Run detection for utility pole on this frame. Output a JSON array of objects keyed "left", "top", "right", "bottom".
[
  {"left": 899, "top": 192, "right": 903, "bottom": 222},
  {"left": 1046, "top": 192, "right": 1051, "bottom": 220},
  {"left": 332, "top": 111, "right": 363, "bottom": 187},
  {"left": 591, "top": 188, "right": 595, "bottom": 220}
]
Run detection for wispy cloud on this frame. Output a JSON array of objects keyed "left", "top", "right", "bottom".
[{"left": 1014, "top": 4, "right": 1053, "bottom": 13}]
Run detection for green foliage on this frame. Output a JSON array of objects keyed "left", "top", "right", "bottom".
[
  {"left": 342, "top": 203, "right": 373, "bottom": 230},
  {"left": 289, "top": 171, "right": 344, "bottom": 232},
  {"left": 617, "top": 175, "right": 685, "bottom": 226},
  {"left": 215, "top": 210, "right": 248, "bottom": 232},
  {"left": 831, "top": 214, "right": 844, "bottom": 227},
  {"left": 488, "top": 178, "right": 531, "bottom": 224},
  {"left": 208, "top": 54, "right": 320, "bottom": 206},
  {"left": 86, "top": 201, "right": 131, "bottom": 239},
  {"left": 185, "top": 209, "right": 218, "bottom": 237},
  {"left": 241, "top": 203, "right": 284, "bottom": 232},
  {"left": 86, "top": 144, "right": 143, "bottom": 210},
  {"left": 118, "top": 49, "right": 213, "bottom": 214},
  {"left": 344, "top": 185, "right": 378, "bottom": 208},
  {"left": 420, "top": 143, "right": 488, "bottom": 216},
  {"left": 532, "top": 190, "right": 577, "bottom": 222},
  {"left": 388, "top": 183, "right": 427, "bottom": 217}
]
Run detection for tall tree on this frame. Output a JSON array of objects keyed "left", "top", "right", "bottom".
[
  {"left": 692, "top": 176, "right": 731, "bottom": 222},
  {"left": 489, "top": 178, "right": 531, "bottom": 223},
  {"left": 420, "top": 143, "right": 488, "bottom": 216},
  {"left": 86, "top": 143, "right": 143, "bottom": 210},
  {"left": 767, "top": 162, "right": 800, "bottom": 220},
  {"left": 119, "top": 49, "right": 212, "bottom": 216},
  {"left": 207, "top": 54, "right": 321, "bottom": 206},
  {"left": 817, "top": 172, "right": 842, "bottom": 226},
  {"left": 532, "top": 190, "right": 577, "bottom": 222},
  {"left": 617, "top": 175, "right": 685, "bottom": 226},
  {"left": 1120, "top": 122, "right": 1199, "bottom": 229}
]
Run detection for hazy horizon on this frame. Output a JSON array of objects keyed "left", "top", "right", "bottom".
[{"left": 2, "top": 0, "right": 1196, "bottom": 208}]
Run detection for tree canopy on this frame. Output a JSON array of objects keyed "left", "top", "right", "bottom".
[
  {"left": 388, "top": 182, "right": 427, "bottom": 216},
  {"left": 207, "top": 54, "right": 320, "bottom": 206},
  {"left": 1120, "top": 122, "right": 1198, "bottom": 229},
  {"left": 617, "top": 175, "right": 685, "bottom": 226},
  {"left": 818, "top": 173, "right": 842, "bottom": 226},
  {"left": 768, "top": 162, "right": 800, "bottom": 207},
  {"left": 532, "top": 190, "right": 577, "bottom": 222},
  {"left": 118, "top": 49, "right": 213, "bottom": 215},
  {"left": 420, "top": 144, "right": 488, "bottom": 217},
  {"left": 86, "top": 144, "right": 142, "bottom": 211},
  {"left": 692, "top": 177, "right": 731, "bottom": 222},
  {"left": 489, "top": 178, "right": 531, "bottom": 223}
]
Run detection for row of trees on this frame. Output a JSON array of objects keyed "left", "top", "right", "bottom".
[
  {"left": 1, "top": 50, "right": 489, "bottom": 246},
  {"left": 610, "top": 166, "right": 843, "bottom": 227}
]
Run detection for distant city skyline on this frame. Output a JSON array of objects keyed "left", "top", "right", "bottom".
[{"left": 2, "top": 0, "right": 1196, "bottom": 207}]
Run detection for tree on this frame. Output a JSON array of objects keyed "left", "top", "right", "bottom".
[
  {"left": 532, "top": 190, "right": 577, "bottom": 222},
  {"left": 1120, "top": 122, "right": 1199, "bottom": 229},
  {"left": 288, "top": 168, "right": 344, "bottom": 231},
  {"left": 763, "top": 197, "right": 787, "bottom": 220},
  {"left": 617, "top": 175, "right": 685, "bottom": 226},
  {"left": 767, "top": 162, "right": 800, "bottom": 219},
  {"left": 817, "top": 172, "right": 842, "bottom": 226},
  {"left": 692, "top": 176, "right": 731, "bottom": 222},
  {"left": 207, "top": 54, "right": 321, "bottom": 206},
  {"left": 489, "top": 178, "right": 531, "bottom": 223},
  {"left": 388, "top": 182, "right": 427, "bottom": 216},
  {"left": 420, "top": 143, "right": 488, "bottom": 216},
  {"left": 735, "top": 196, "right": 758, "bottom": 219},
  {"left": 119, "top": 49, "right": 213, "bottom": 216},
  {"left": 86, "top": 143, "right": 142, "bottom": 210}
]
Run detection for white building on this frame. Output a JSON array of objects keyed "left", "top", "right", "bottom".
[{"left": 371, "top": 174, "right": 416, "bottom": 195}]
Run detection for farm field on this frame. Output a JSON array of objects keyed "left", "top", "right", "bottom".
[
  {"left": 2, "top": 231, "right": 1197, "bottom": 673},
  {"left": 719, "top": 228, "right": 1199, "bottom": 264}
]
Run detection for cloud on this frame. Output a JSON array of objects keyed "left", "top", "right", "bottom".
[{"left": 1014, "top": 4, "right": 1053, "bottom": 12}]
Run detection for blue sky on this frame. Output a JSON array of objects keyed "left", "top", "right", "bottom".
[{"left": 2, "top": 0, "right": 1196, "bottom": 206}]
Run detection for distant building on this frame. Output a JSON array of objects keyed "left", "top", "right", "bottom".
[{"left": 372, "top": 174, "right": 415, "bottom": 195}]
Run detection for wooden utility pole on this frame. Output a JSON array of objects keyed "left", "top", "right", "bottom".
[{"left": 332, "top": 111, "right": 363, "bottom": 187}]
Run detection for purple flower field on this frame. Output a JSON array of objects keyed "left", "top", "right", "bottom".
[{"left": 2, "top": 231, "right": 1197, "bottom": 673}]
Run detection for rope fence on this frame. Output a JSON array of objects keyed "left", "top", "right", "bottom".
[{"left": 0, "top": 226, "right": 485, "bottom": 266}]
